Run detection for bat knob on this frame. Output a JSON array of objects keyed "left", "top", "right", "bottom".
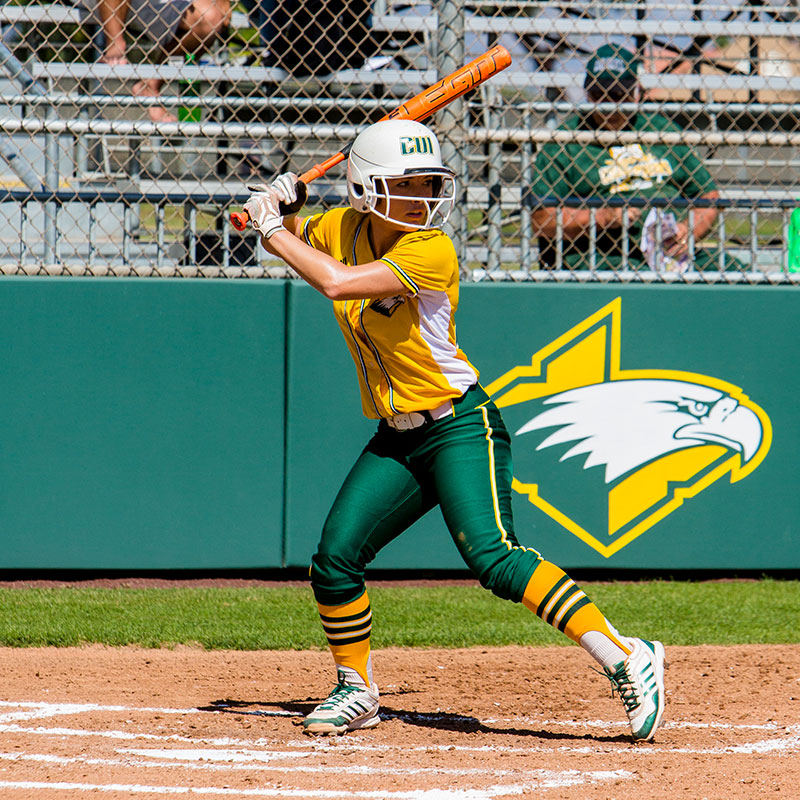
[{"left": 230, "top": 211, "right": 249, "bottom": 231}]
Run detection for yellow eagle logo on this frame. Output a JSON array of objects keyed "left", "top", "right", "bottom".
[{"left": 485, "top": 298, "right": 771, "bottom": 558}]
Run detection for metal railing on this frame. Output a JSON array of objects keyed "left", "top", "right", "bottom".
[
  {"left": 0, "top": 0, "right": 799, "bottom": 282},
  {"left": 2, "top": 187, "right": 796, "bottom": 284}
]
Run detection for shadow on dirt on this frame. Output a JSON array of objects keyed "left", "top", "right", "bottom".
[
  {"left": 198, "top": 699, "right": 309, "bottom": 717},
  {"left": 198, "top": 698, "right": 628, "bottom": 743}
]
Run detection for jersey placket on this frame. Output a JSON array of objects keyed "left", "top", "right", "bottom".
[
  {"left": 356, "top": 300, "right": 399, "bottom": 416},
  {"left": 342, "top": 300, "right": 383, "bottom": 418}
]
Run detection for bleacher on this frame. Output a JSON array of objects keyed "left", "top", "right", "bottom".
[{"left": 0, "top": 0, "right": 798, "bottom": 278}]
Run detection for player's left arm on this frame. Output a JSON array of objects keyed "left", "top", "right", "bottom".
[
  {"left": 268, "top": 230, "right": 406, "bottom": 300},
  {"left": 244, "top": 185, "right": 405, "bottom": 300}
]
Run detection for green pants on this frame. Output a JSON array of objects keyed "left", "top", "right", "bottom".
[{"left": 310, "top": 385, "right": 543, "bottom": 606}]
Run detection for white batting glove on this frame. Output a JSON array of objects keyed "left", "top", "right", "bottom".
[
  {"left": 271, "top": 172, "right": 299, "bottom": 206},
  {"left": 244, "top": 188, "right": 284, "bottom": 239},
  {"left": 247, "top": 173, "right": 299, "bottom": 206}
]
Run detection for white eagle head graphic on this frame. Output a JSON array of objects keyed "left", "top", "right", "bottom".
[{"left": 515, "top": 379, "right": 763, "bottom": 484}]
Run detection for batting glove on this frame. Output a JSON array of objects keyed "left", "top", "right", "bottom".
[
  {"left": 244, "top": 188, "right": 284, "bottom": 239},
  {"left": 247, "top": 173, "right": 299, "bottom": 206},
  {"left": 271, "top": 172, "right": 299, "bottom": 206}
]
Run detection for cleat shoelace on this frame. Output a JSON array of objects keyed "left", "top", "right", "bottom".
[
  {"left": 592, "top": 665, "right": 641, "bottom": 713},
  {"left": 318, "top": 681, "right": 361, "bottom": 711}
]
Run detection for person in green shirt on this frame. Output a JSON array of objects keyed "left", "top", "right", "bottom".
[{"left": 531, "top": 44, "right": 733, "bottom": 273}]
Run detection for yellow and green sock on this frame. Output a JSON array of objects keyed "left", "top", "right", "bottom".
[
  {"left": 317, "top": 590, "right": 374, "bottom": 688},
  {"left": 522, "top": 560, "right": 632, "bottom": 668}
]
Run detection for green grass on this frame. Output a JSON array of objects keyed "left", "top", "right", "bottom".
[{"left": 0, "top": 580, "right": 797, "bottom": 649}]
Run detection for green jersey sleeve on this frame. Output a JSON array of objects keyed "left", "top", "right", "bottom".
[{"left": 531, "top": 142, "right": 573, "bottom": 202}]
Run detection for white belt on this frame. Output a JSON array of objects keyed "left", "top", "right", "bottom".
[{"left": 385, "top": 398, "right": 454, "bottom": 431}]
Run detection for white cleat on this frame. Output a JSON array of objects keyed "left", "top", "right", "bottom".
[
  {"left": 603, "top": 638, "right": 667, "bottom": 742},
  {"left": 303, "top": 671, "right": 380, "bottom": 736}
]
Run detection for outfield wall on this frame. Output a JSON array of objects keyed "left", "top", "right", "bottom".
[{"left": 0, "top": 278, "right": 794, "bottom": 571}]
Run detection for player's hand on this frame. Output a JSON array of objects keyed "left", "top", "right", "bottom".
[
  {"left": 664, "top": 221, "right": 691, "bottom": 258},
  {"left": 248, "top": 173, "right": 301, "bottom": 213},
  {"left": 244, "top": 188, "right": 284, "bottom": 239},
  {"left": 271, "top": 172, "right": 299, "bottom": 206}
]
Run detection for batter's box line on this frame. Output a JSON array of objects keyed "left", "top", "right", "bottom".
[
  {"left": 0, "top": 770, "right": 636, "bottom": 798},
  {"left": 0, "top": 749, "right": 630, "bottom": 781},
  {"left": 3, "top": 700, "right": 799, "bottom": 756},
  {"left": 2, "top": 723, "right": 798, "bottom": 758}
]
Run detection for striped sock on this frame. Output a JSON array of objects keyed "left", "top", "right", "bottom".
[
  {"left": 317, "top": 590, "right": 374, "bottom": 688},
  {"left": 521, "top": 560, "right": 631, "bottom": 658}
]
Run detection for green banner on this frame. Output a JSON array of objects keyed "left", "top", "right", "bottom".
[
  {"left": 286, "top": 283, "right": 793, "bottom": 572},
  {"left": 0, "top": 278, "right": 285, "bottom": 569},
  {"left": 463, "top": 285, "right": 785, "bottom": 570},
  {"left": 0, "top": 279, "right": 794, "bottom": 571}
]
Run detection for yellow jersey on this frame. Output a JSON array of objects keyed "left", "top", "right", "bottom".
[{"left": 302, "top": 207, "right": 479, "bottom": 419}]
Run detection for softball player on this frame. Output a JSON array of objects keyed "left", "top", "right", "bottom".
[{"left": 244, "top": 118, "right": 667, "bottom": 742}]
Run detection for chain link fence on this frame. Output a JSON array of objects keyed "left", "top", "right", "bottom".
[{"left": 0, "top": 0, "right": 799, "bottom": 281}]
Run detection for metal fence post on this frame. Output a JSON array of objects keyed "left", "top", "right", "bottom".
[
  {"left": 485, "top": 84, "right": 501, "bottom": 274},
  {"left": 0, "top": 39, "right": 59, "bottom": 263},
  {"left": 435, "top": 0, "right": 466, "bottom": 269},
  {"left": 44, "top": 96, "right": 59, "bottom": 265}
]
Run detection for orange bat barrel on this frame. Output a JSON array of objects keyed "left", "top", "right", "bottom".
[
  {"left": 382, "top": 45, "right": 511, "bottom": 124},
  {"left": 230, "top": 45, "right": 512, "bottom": 231}
]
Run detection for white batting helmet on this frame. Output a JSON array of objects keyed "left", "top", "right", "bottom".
[{"left": 346, "top": 119, "right": 456, "bottom": 230}]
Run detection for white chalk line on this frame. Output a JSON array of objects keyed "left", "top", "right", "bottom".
[
  {"left": 0, "top": 701, "right": 197, "bottom": 725},
  {"left": 0, "top": 771, "right": 634, "bottom": 799},
  {"left": 0, "top": 701, "right": 798, "bottom": 757},
  {"left": 1, "top": 700, "right": 798, "bottom": 799},
  {"left": 0, "top": 749, "right": 533, "bottom": 777},
  {"left": 2, "top": 720, "right": 798, "bottom": 757},
  {"left": 1, "top": 700, "right": 791, "bottom": 733}
]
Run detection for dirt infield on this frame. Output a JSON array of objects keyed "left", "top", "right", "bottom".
[{"left": 0, "top": 643, "right": 798, "bottom": 799}]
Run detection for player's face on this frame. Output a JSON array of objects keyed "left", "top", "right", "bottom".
[
  {"left": 375, "top": 175, "right": 437, "bottom": 229},
  {"left": 587, "top": 82, "right": 639, "bottom": 129}
]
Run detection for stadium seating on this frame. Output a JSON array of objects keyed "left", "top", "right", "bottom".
[{"left": 0, "top": 0, "right": 797, "bottom": 277}]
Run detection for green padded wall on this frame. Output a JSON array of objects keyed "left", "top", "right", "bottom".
[
  {"left": 0, "top": 278, "right": 285, "bottom": 569},
  {"left": 0, "top": 278, "right": 795, "bottom": 571}
]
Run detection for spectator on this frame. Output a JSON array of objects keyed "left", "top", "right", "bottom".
[
  {"left": 79, "top": 0, "right": 231, "bottom": 122},
  {"left": 244, "top": 0, "right": 390, "bottom": 78},
  {"left": 234, "top": 0, "right": 393, "bottom": 178},
  {"left": 522, "top": 0, "right": 784, "bottom": 104},
  {"left": 530, "top": 43, "right": 728, "bottom": 272}
]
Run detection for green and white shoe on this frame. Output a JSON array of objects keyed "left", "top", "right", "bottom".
[
  {"left": 303, "top": 671, "right": 380, "bottom": 735},
  {"left": 604, "top": 638, "right": 667, "bottom": 742}
]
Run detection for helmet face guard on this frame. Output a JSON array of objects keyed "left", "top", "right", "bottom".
[
  {"left": 359, "top": 169, "right": 457, "bottom": 230},
  {"left": 346, "top": 119, "right": 457, "bottom": 230}
]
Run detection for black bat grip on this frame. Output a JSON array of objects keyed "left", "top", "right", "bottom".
[{"left": 278, "top": 181, "right": 308, "bottom": 215}]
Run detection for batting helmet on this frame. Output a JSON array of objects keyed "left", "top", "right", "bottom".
[{"left": 346, "top": 119, "right": 456, "bottom": 230}]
